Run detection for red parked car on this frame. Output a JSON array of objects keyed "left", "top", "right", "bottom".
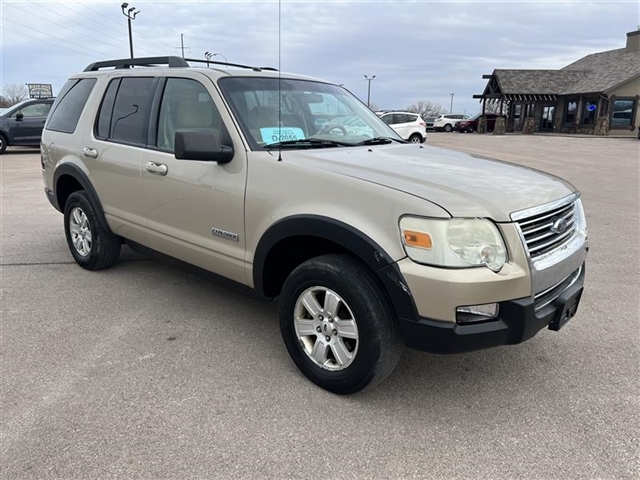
[{"left": 456, "top": 113, "right": 504, "bottom": 133}]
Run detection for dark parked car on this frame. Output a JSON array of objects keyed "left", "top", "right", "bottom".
[
  {"left": 425, "top": 117, "right": 436, "bottom": 131},
  {"left": 0, "top": 98, "right": 55, "bottom": 154},
  {"left": 456, "top": 113, "right": 504, "bottom": 133}
]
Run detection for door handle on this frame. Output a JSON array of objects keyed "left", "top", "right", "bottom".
[
  {"left": 82, "top": 147, "right": 98, "bottom": 159},
  {"left": 145, "top": 161, "right": 168, "bottom": 176}
]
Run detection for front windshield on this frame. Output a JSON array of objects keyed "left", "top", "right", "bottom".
[{"left": 218, "top": 76, "right": 403, "bottom": 149}]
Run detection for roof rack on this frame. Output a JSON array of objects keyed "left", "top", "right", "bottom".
[
  {"left": 84, "top": 56, "right": 277, "bottom": 72},
  {"left": 183, "top": 57, "right": 278, "bottom": 72}
]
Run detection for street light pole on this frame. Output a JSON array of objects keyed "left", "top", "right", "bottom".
[
  {"left": 121, "top": 3, "right": 139, "bottom": 59},
  {"left": 204, "top": 52, "right": 213, "bottom": 67},
  {"left": 364, "top": 74, "right": 376, "bottom": 108},
  {"left": 450, "top": 93, "right": 454, "bottom": 113}
]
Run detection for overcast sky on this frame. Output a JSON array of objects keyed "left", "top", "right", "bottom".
[{"left": 1, "top": 0, "right": 638, "bottom": 114}]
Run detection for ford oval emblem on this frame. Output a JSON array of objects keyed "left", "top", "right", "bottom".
[{"left": 551, "top": 217, "right": 568, "bottom": 234}]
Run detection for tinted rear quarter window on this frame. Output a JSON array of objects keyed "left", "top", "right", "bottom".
[{"left": 46, "top": 78, "right": 97, "bottom": 134}]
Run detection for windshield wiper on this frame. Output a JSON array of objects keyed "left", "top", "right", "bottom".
[
  {"left": 265, "top": 138, "right": 352, "bottom": 150},
  {"left": 355, "top": 137, "right": 404, "bottom": 146}
]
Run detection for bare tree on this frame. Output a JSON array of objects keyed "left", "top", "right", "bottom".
[
  {"left": 2, "top": 84, "right": 28, "bottom": 106},
  {"left": 0, "top": 95, "right": 9, "bottom": 108},
  {"left": 406, "top": 100, "right": 445, "bottom": 119}
]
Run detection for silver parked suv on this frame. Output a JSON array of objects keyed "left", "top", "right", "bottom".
[{"left": 41, "top": 57, "right": 588, "bottom": 394}]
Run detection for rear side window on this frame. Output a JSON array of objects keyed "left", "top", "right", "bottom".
[
  {"left": 109, "top": 77, "right": 155, "bottom": 145},
  {"left": 95, "top": 79, "right": 120, "bottom": 139},
  {"left": 46, "top": 78, "right": 96, "bottom": 134}
]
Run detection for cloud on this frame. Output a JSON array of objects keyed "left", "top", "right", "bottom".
[{"left": 1, "top": 0, "right": 637, "bottom": 114}]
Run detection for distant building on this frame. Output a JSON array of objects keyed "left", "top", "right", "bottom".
[{"left": 475, "top": 30, "right": 640, "bottom": 136}]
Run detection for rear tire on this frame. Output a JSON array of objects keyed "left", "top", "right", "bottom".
[
  {"left": 0, "top": 133, "right": 7, "bottom": 154},
  {"left": 408, "top": 133, "right": 423, "bottom": 144},
  {"left": 64, "top": 191, "right": 121, "bottom": 270},
  {"left": 279, "top": 254, "right": 402, "bottom": 394}
]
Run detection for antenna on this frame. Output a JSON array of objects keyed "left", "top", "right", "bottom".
[{"left": 277, "top": 0, "right": 282, "bottom": 162}]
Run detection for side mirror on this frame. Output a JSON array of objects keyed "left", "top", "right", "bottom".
[
  {"left": 15, "top": 112, "right": 24, "bottom": 121},
  {"left": 174, "top": 130, "right": 234, "bottom": 163}
]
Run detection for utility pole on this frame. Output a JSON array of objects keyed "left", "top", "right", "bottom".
[
  {"left": 176, "top": 34, "right": 190, "bottom": 59},
  {"left": 121, "top": 3, "right": 139, "bottom": 59},
  {"left": 364, "top": 74, "right": 376, "bottom": 108},
  {"left": 450, "top": 93, "right": 454, "bottom": 113}
]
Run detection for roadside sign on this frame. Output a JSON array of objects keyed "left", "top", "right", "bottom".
[{"left": 26, "top": 83, "right": 53, "bottom": 98}]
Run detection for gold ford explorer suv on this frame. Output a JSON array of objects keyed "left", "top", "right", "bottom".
[{"left": 41, "top": 57, "right": 588, "bottom": 394}]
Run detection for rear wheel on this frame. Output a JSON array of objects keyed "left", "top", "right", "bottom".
[
  {"left": 444, "top": 123, "right": 453, "bottom": 132},
  {"left": 408, "top": 133, "right": 423, "bottom": 143},
  {"left": 64, "top": 191, "right": 121, "bottom": 270},
  {"left": 279, "top": 254, "right": 402, "bottom": 394},
  {"left": 0, "top": 133, "right": 7, "bottom": 154}
]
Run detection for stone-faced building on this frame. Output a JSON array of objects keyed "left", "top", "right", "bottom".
[{"left": 475, "top": 30, "right": 640, "bottom": 137}]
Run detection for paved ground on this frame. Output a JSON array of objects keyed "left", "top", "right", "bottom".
[{"left": 1, "top": 135, "right": 639, "bottom": 479}]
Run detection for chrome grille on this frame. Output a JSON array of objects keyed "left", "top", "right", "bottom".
[
  {"left": 534, "top": 267, "right": 582, "bottom": 312},
  {"left": 517, "top": 201, "right": 576, "bottom": 259}
]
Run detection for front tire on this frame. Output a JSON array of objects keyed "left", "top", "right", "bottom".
[
  {"left": 64, "top": 191, "right": 121, "bottom": 270},
  {"left": 279, "top": 254, "right": 402, "bottom": 394},
  {"left": 444, "top": 123, "right": 453, "bottom": 132}
]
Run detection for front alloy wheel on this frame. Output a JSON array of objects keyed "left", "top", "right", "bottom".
[
  {"left": 294, "top": 286, "right": 359, "bottom": 371},
  {"left": 279, "top": 254, "right": 402, "bottom": 394}
]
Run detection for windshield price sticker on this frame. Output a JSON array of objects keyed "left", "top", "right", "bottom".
[{"left": 261, "top": 127, "right": 305, "bottom": 144}]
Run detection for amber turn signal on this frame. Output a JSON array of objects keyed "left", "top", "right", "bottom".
[{"left": 403, "top": 230, "right": 433, "bottom": 249}]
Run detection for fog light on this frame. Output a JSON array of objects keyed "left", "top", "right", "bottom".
[{"left": 456, "top": 303, "right": 499, "bottom": 324}]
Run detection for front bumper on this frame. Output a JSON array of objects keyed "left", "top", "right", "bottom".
[{"left": 396, "top": 264, "right": 585, "bottom": 354}]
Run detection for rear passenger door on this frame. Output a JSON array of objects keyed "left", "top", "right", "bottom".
[
  {"left": 391, "top": 114, "right": 408, "bottom": 138},
  {"left": 141, "top": 75, "right": 248, "bottom": 284},
  {"left": 85, "top": 76, "right": 156, "bottom": 245}
]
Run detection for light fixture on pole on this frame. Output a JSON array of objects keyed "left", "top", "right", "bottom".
[
  {"left": 364, "top": 74, "right": 376, "bottom": 108},
  {"left": 450, "top": 93, "right": 454, "bottom": 113},
  {"left": 121, "top": 3, "right": 139, "bottom": 59}
]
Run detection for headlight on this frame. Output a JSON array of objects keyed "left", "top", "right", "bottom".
[
  {"left": 400, "top": 216, "right": 507, "bottom": 272},
  {"left": 574, "top": 198, "right": 587, "bottom": 240}
]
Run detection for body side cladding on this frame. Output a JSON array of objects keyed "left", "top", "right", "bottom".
[
  {"left": 52, "top": 163, "right": 112, "bottom": 233},
  {"left": 252, "top": 215, "right": 420, "bottom": 323}
]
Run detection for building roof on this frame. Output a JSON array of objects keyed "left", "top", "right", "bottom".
[
  {"left": 561, "top": 48, "right": 640, "bottom": 94},
  {"left": 492, "top": 69, "right": 589, "bottom": 94},
  {"left": 479, "top": 32, "right": 640, "bottom": 98}
]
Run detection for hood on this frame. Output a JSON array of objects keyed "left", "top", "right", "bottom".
[{"left": 284, "top": 143, "right": 576, "bottom": 222}]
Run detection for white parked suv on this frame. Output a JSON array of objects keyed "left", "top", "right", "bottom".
[
  {"left": 376, "top": 111, "right": 426, "bottom": 143},
  {"left": 41, "top": 56, "right": 588, "bottom": 394},
  {"left": 433, "top": 113, "right": 471, "bottom": 132}
]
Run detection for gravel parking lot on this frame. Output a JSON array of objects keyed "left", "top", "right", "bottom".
[{"left": 1, "top": 135, "right": 639, "bottom": 479}]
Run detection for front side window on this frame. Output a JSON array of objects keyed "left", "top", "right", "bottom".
[
  {"left": 156, "top": 78, "right": 223, "bottom": 152},
  {"left": 13, "top": 102, "right": 52, "bottom": 118},
  {"left": 611, "top": 98, "right": 636, "bottom": 128},
  {"left": 218, "top": 76, "right": 399, "bottom": 149},
  {"left": 46, "top": 78, "right": 97, "bottom": 134}
]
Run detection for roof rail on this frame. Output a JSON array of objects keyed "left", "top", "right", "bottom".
[
  {"left": 183, "top": 57, "right": 277, "bottom": 72},
  {"left": 84, "top": 56, "right": 189, "bottom": 71},
  {"left": 84, "top": 56, "right": 279, "bottom": 73}
]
